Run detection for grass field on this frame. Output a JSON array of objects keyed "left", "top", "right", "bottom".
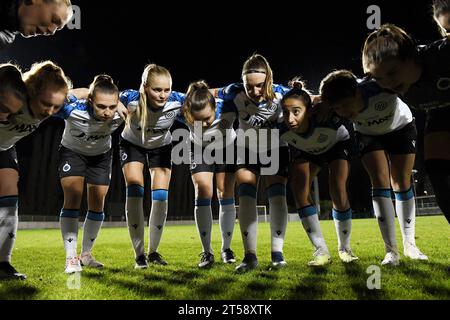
[{"left": 0, "top": 216, "right": 449, "bottom": 300}]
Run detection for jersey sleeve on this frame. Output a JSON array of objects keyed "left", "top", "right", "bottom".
[
  {"left": 54, "top": 100, "right": 87, "bottom": 120},
  {"left": 120, "top": 89, "right": 140, "bottom": 113},
  {"left": 217, "top": 83, "right": 243, "bottom": 101},
  {"left": 168, "top": 91, "right": 186, "bottom": 104},
  {"left": 273, "top": 84, "right": 291, "bottom": 96}
]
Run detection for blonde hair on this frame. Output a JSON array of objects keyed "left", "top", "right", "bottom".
[
  {"left": 182, "top": 80, "right": 215, "bottom": 125},
  {"left": 127, "top": 64, "right": 171, "bottom": 143},
  {"left": 23, "top": 60, "right": 72, "bottom": 99},
  {"left": 242, "top": 53, "right": 275, "bottom": 102}
]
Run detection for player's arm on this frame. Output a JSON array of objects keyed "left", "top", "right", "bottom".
[{"left": 69, "top": 88, "right": 89, "bottom": 100}]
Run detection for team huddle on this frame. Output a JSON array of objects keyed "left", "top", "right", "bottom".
[{"left": 0, "top": 0, "right": 449, "bottom": 280}]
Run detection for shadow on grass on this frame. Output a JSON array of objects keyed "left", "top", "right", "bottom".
[
  {"left": 143, "top": 268, "right": 201, "bottom": 286},
  {"left": 0, "top": 283, "right": 39, "bottom": 300},
  {"left": 194, "top": 276, "right": 235, "bottom": 298},
  {"left": 344, "top": 262, "right": 387, "bottom": 300},
  {"left": 286, "top": 267, "right": 328, "bottom": 300},
  {"left": 111, "top": 277, "right": 167, "bottom": 297},
  {"left": 396, "top": 260, "right": 450, "bottom": 282}
]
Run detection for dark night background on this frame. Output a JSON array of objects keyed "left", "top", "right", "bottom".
[{"left": 0, "top": 0, "right": 443, "bottom": 220}]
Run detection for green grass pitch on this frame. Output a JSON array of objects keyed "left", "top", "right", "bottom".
[{"left": 0, "top": 216, "right": 449, "bottom": 300}]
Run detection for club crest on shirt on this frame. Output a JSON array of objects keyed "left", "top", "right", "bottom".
[
  {"left": 165, "top": 111, "right": 176, "bottom": 120},
  {"left": 375, "top": 101, "right": 388, "bottom": 111},
  {"left": 317, "top": 134, "right": 328, "bottom": 144}
]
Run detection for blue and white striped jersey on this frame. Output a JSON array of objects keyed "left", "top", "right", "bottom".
[
  {"left": 178, "top": 99, "right": 237, "bottom": 147},
  {"left": 55, "top": 96, "right": 124, "bottom": 156},
  {"left": 279, "top": 114, "right": 350, "bottom": 155},
  {"left": 217, "top": 83, "right": 290, "bottom": 151},
  {"left": 353, "top": 79, "right": 413, "bottom": 135},
  {"left": 120, "top": 89, "right": 185, "bottom": 150},
  {"left": 0, "top": 103, "right": 44, "bottom": 151}
]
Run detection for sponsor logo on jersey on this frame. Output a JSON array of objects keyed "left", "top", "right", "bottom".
[
  {"left": 70, "top": 129, "right": 109, "bottom": 142},
  {"left": 365, "top": 114, "right": 393, "bottom": 127},
  {"left": 8, "top": 123, "right": 38, "bottom": 134}
]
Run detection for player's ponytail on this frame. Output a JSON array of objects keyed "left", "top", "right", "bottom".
[
  {"left": 183, "top": 80, "right": 216, "bottom": 125},
  {"left": 362, "top": 24, "right": 417, "bottom": 74},
  {"left": 87, "top": 74, "right": 119, "bottom": 105},
  {"left": 281, "top": 77, "right": 312, "bottom": 110}
]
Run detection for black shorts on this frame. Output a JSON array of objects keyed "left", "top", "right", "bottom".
[
  {"left": 190, "top": 143, "right": 237, "bottom": 175},
  {"left": 291, "top": 139, "right": 352, "bottom": 168},
  {"left": 425, "top": 107, "right": 450, "bottom": 134},
  {"left": 119, "top": 138, "right": 172, "bottom": 169},
  {"left": 355, "top": 121, "right": 417, "bottom": 157},
  {"left": 236, "top": 146, "right": 290, "bottom": 177},
  {"left": 58, "top": 146, "right": 112, "bottom": 186},
  {"left": 0, "top": 147, "right": 18, "bottom": 171}
]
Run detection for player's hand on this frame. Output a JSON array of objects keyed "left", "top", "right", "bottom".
[{"left": 117, "top": 102, "right": 129, "bottom": 120}]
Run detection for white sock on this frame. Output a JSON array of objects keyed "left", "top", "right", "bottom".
[
  {"left": 237, "top": 184, "right": 258, "bottom": 255},
  {"left": 195, "top": 199, "right": 213, "bottom": 254},
  {"left": 126, "top": 185, "right": 145, "bottom": 258},
  {"left": 0, "top": 196, "right": 19, "bottom": 263},
  {"left": 394, "top": 188, "right": 416, "bottom": 245},
  {"left": 148, "top": 190, "right": 168, "bottom": 253},
  {"left": 219, "top": 198, "right": 236, "bottom": 252},
  {"left": 60, "top": 209, "right": 80, "bottom": 259},
  {"left": 267, "top": 184, "right": 288, "bottom": 253},
  {"left": 372, "top": 189, "right": 398, "bottom": 253},
  {"left": 81, "top": 211, "right": 104, "bottom": 254},
  {"left": 298, "top": 205, "right": 329, "bottom": 253},
  {"left": 332, "top": 208, "right": 352, "bottom": 251}
]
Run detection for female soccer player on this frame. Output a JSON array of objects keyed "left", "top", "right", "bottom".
[
  {"left": 180, "top": 81, "right": 237, "bottom": 268},
  {"left": 0, "top": 61, "right": 72, "bottom": 279},
  {"left": 280, "top": 81, "right": 358, "bottom": 266},
  {"left": 119, "top": 64, "right": 185, "bottom": 269},
  {"left": 56, "top": 75, "right": 124, "bottom": 274},
  {"left": 214, "top": 54, "right": 291, "bottom": 272},
  {"left": 362, "top": 16, "right": 450, "bottom": 224},
  {"left": 320, "top": 70, "right": 428, "bottom": 266}
]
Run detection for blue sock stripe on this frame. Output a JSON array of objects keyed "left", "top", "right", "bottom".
[
  {"left": 298, "top": 205, "right": 318, "bottom": 219},
  {"left": 127, "top": 184, "right": 144, "bottom": 198},
  {"left": 395, "top": 188, "right": 414, "bottom": 201},
  {"left": 60, "top": 209, "right": 80, "bottom": 219},
  {"left": 87, "top": 211, "right": 105, "bottom": 222},
  {"left": 332, "top": 208, "right": 352, "bottom": 221},
  {"left": 267, "top": 183, "right": 286, "bottom": 198},
  {"left": 237, "top": 184, "right": 257, "bottom": 199},
  {"left": 219, "top": 198, "right": 235, "bottom": 206},
  {"left": 372, "top": 188, "right": 392, "bottom": 199},
  {"left": 391, "top": 190, "right": 396, "bottom": 201},
  {"left": 196, "top": 198, "right": 212, "bottom": 207},
  {"left": 0, "top": 196, "right": 18, "bottom": 208},
  {"left": 152, "top": 189, "right": 169, "bottom": 201}
]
